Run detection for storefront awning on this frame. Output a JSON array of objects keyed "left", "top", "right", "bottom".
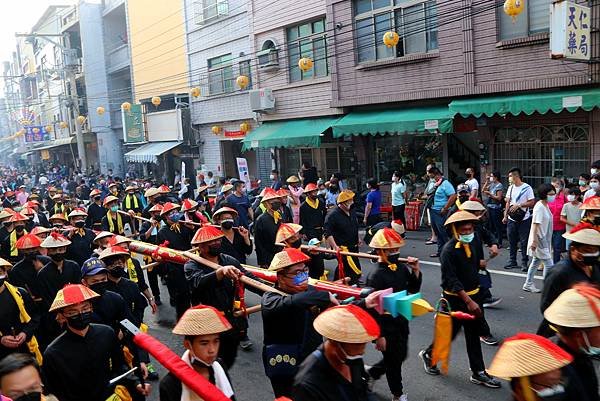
[
  {"left": 241, "top": 117, "right": 341, "bottom": 151},
  {"left": 449, "top": 88, "right": 600, "bottom": 118},
  {"left": 33, "top": 136, "right": 77, "bottom": 151},
  {"left": 124, "top": 141, "right": 181, "bottom": 164},
  {"left": 331, "top": 106, "right": 453, "bottom": 138}
]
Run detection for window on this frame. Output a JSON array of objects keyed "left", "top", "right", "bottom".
[
  {"left": 287, "top": 18, "right": 328, "bottom": 82},
  {"left": 208, "top": 54, "right": 234, "bottom": 94},
  {"left": 238, "top": 60, "right": 252, "bottom": 90},
  {"left": 257, "top": 40, "right": 279, "bottom": 70},
  {"left": 354, "top": 0, "right": 438, "bottom": 63},
  {"left": 498, "top": 0, "right": 551, "bottom": 40},
  {"left": 193, "top": 0, "right": 229, "bottom": 25}
]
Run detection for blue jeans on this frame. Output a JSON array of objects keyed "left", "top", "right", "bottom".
[
  {"left": 525, "top": 256, "right": 554, "bottom": 286},
  {"left": 552, "top": 230, "right": 565, "bottom": 263},
  {"left": 430, "top": 209, "right": 449, "bottom": 255},
  {"left": 507, "top": 218, "right": 532, "bottom": 267}
]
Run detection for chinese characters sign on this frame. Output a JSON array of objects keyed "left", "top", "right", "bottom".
[
  {"left": 551, "top": 1, "right": 591, "bottom": 61},
  {"left": 24, "top": 126, "right": 51, "bottom": 143},
  {"left": 122, "top": 104, "right": 145, "bottom": 143}
]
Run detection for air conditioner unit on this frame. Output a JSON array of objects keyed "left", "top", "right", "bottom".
[{"left": 249, "top": 88, "right": 275, "bottom": 112}]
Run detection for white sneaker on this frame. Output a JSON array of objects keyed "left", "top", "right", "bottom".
[
  {"left": 522, "top": 283, "right": 541, "bottom": 293},
  {"left": 392, "top": 395, "right": 408, "bottom": 401}
]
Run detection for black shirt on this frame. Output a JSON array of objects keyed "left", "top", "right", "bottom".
[
  {"left": 0, "top": 285, "right": 40, "bottom": 361},
  {"left": 91, "top": 290, "right": 138, "bottom": 332},
  {"left": 107, "top": 278, "right": 147, "bottom": 325},
  {"left": 299, "top": 199, "right": 327, "bottom": 240},
  {"left": 324, "top": 207, "right": 359, "bottom": 249},
  {"left": 254, "top": 212, "right": 281, "bottom": 266},
  {"left": 8, "top": 255, "right": 52, "bottom": 299},
  {"left": 541, "top": 258, "right": 600, "bottom": 313},
  {"left": 440, "top": 237, "right": 483, "bottom": 294},
  {"left": 64, "top": 228, "right": 95, "bottom": 267},
  {"left": 219, "top": 231, "right": 252, "bottom": 264},
  {"left": 128, "top": 257, "right": 149, "bottom": 292},
  {"left": 157, "top": 225, "right": 194, "bottom": 251},
  {"left": 42, "top": 324, "right": 128, "bottom": 401},
  {"left": 557, "top": 339, "right": 599, "bottom": 401},
  {"left": 101, "top": 212, "right": 132, "bottom": 235},
  {"left": 37, "top": 259, "right": 82, "bottom": 311},
  {"left": 121, "top": 194, "right": 143, "bottom": 214},
  {"left": 85, "top": 202, "right": 105, "bottom": 228}
]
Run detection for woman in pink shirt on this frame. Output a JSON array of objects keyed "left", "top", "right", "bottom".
[
  {"left": 548, "top": 177, "right": 567, "bottom": 263},
  {"left": 286, "top": 175, "right": 304, "bottom": 224}
]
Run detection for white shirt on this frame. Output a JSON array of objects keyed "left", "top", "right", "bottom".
[
  {"left": 584, "top": 188, "right": 597, "bottom": 201},
  {"left": 39, "top": 176, "right": 48, "bottom": 185},
  {"left": 527, "top": 201, "right": 553, "bottom": 260},
  {"left": 465, "top": 178, "right": 479, "bottom": 194},
  {"left": 506, "top": 182, "right": 535, "bottom": 221}
]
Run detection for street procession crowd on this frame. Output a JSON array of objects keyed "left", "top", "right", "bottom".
[{"left": 0, "top": 160, "right": 598, "bottom": 401}]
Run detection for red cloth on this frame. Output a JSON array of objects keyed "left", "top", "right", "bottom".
[{"left": 548, "top": 192, "right": 566, "bottom": 231}]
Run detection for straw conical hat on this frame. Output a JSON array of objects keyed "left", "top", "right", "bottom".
[
  {"left": 544, "top": 284, "right": 600, "bottom": 328},
  {"left": 103, "top": 195, "right": 119, "bottom": 207},
  {"left": 98, "top": 246, "right": 130, "bottom": 260},
  {"left": 89, "top": 189, "right": 102, "bottom": 197},
  {"left": 19, "top": 207, "right": 36, "bottom": 216},
  {"left": 93, "top": 231, "right": 114, "bottom": 243},
  {"left": 191, "top": 226, "right": 224, "bottom": 245},
  {"left": 277, "top": 189, "right": 290, "bottom": 199},
  {"left": 269, "top": 248, "right": 310, "bottom": 271},
  {"left": 160, "top": 202, "right": 180, "bottom": 216},
  {"left": 221, "top": 184, "right": 233, "bottom": 193},
  {"left": 158, "top": 185, "right": 171, "bottom": 194},
  {"left": 49, "top": 213, "right": 68, "bottom": 223},
  {"left": 16, "top": 233, "right": 42, "bottom": 250},
  {"left": 49, "top": 284, "right": 99, "bottom": 312},
  {"left": 459, "top": 200, "right": 486, "bottom": 212},
  {"left": 369, "top": 227, "right": 405, "bottom": 249},
  {"left": 31, "top": 226, "right": 51, "bottom": 236},
  {"left": 276, "top": 223, "right": 302, "bottom": 244},
  {"left": 487, "top": 333, "right": 573, "bottom": 379},
  {"left": 391, "top": 220, "right": 405, "bottom": 235},
  {"left": 144, "top": 187, "right": 160, "bottom": 198},
  {"left": 562, "top": 223, "right": 600, "bottom": 246},
  {"left": 173, "top": 305, "right": 232, "bottom": 336},
  {"left": 304, "top": 183, "right": 318, "bottom": 192},
  {"left": 0, "top": 258, "right": 12, "bottom": 268},
  {"left": 261, "top": 188, "right": 281, "bottom": 202},
  {"left": 337, "top": 190, "right": 355, "bottom": 204},
  {"left": 8, "top": 212, "right": 29, "bottom": 223},
  {"left": 313, "top": 305, "right": 380, "bottom": 343},
  {"left": 286, "top": 175, "right": 300, "bottom": 184},
  {"left": 213, "top": 207, "right": 238, "bottom": 220},
  {"left": 110, "top": 235, "right": 132, "bottom": 246},
  {"left": 0, "top": 209, "right": 14, "bottom": 220},
  {"left": 125, "top": 185, "right": 137, "bottom": 192},
  {"left": 41, "top": 232, "right": 71, "bottom": 248},
  {"left": 580, "top": 196, "right": 600, "bottom": 210},
  {"left": 68, "top": 208, "right": 88, "bottom": 219},
  {"left": 181, "top": 199, "right": 198, "bottom": 212},
  {"left": 148, "top": 203, "right": 163, "bottom": 213},
  {"left": 444, "top": 210, "right": 479, "bottom": 226}
]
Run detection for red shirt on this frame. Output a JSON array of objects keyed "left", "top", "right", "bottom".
[{"left": 548, "top": 192, "right": 566, "bottom": 231}]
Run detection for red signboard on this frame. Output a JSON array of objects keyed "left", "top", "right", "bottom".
[{"left": 224, "top": 130, "right": 246, "bottom": 138}]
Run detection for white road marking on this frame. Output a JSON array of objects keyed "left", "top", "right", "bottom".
[{"left": 419, "top": 259, "right": 543, "bottom": 280}]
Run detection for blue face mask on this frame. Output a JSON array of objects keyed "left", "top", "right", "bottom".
[
  {"left": 169, "top": 212, "right": 183, "bottom": 222},
  {"left": 547, "top": 195, "right": 556, "bottom": 203},
  {"left": 459, "top": 233, "right": 475, "bottom": 243},
  {"left": 292, "top": 271, "right": 309, "bottom": 286},
  {"left": 110, "top": 205, "right": 119, "bottom": 212},
  {"left": 581, "top": 331, "right": 600, "bottom": 357}
]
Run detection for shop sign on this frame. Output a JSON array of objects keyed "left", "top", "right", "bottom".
[
  {"left": 562, "top": 95, "right": 582, "bottom": 108},
  {"left": 122, "top": 104, "right": 145, "bottom": 143},
  {"left": 224, "top": 130, "right": 246, "bottom": 138},
  {"left": 24, "top": 126, "right": 51, "bottom": 143},
  {"left": 550, "top": 1, "right": 591, "bottom": 61},
  {"left": 236, "top": 157, "right": 251, "bottom": 191},
  {"left": 423, "top": 120, "right": 439, "bottom": 131}
]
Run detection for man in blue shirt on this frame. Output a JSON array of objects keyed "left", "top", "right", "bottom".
[
  {"left": 428, "top": 167, "right": 457, "bottom": 257},
  {"left": 226, "top": 180, "right": 253, "bottom": 228}
]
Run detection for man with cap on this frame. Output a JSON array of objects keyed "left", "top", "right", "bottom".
[
  {"left": 226, "top": 180, "right": 253, "bottom": 229},
  {"left": 254, "top": 188, "right": 284, "bottom": 268},
  {"left": 85, "top": 188, "right": 105, "bottom": 230},
  {"left": 538, "top": 223, "right": 600, "bottom": 337},
  {"left": 157, "top": 202, "right": 194, "bottom": 318},
  {"left": 44, "top": 187, "right": 57, "bottom": 213},
  {"left": 2, "top": 191, "right": 17, "bottom": 209},
  {"left": 293, "top": 305, "right": 380, "bottom": 401},
  {"left": 185, "top": 226, "right": 262, "bottom": 366},
  {"left": 42, "top": 284, "right": 151, "bottom": 401},
  {"left": 487, "top": 333, "right": 586, "bottom": 401},
  {"left": 8, "top": 233, "right": 49, "bottom": 302},
  {"left": 48, "top": 213, "right": 68, "bottom": 231},
  {"left": 544, "top": 284, "right": 600, "bottom": 400},
  {"left": 213, "top": 206, "right": 252, "bottom": 265},
  {"left": 64, "top": 208, "right": 95, "bottom": 267},
  {"left": 323, "top": 189, "right": 362, "bottom": 284},
  {"left": 92, "top": 231, "right": 115, "bottom": 257},
  {"left": 261, "top": 247, "right": 336, "bottom": 397},
  {"left": 0, "top": 257, "right": 41, "bottom": 362},
  {"left": 579, "top": 196, "right": 600, "bottom": 228},
  {"left": 50, "top": 194, "right": 69, "bottom": 218},
  {"left": 365, "top": 228, "right": 421, "bottom": 401},
  {"left": 299, "top": 183, "right": 326, "bottom": 242},
  {"left": 123, "top": 185, "right": 143, "bottom": 233},
  {"left": 419, "top": 211, "right": 501, "bottom": 388},
  {"left": 0, "top": 213, "right": 28, "bottom": 264},
  {"left": 159, "top": 305, "right": 236, "bottom": 401},
  {"left": 102, "top": 195, "right": 133, "bottom": 235},
  {"left": 25, "top": 200, "right": 50, "bottom": 229}
]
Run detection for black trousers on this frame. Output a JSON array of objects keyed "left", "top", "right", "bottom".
[
  {"left": 368, "top": 319, "right": 409, "bottom": 396},
  {"left": 392, "top": 204, "right": 406, "bottom": 225},
  {"left": 425, "top": 293, "right": 486, "bottom": 373},
  {"left": 333, "top": 248, "right": 362, "bottom": 285},
  {"left": 146, "top": 262, "right": 164, "bottom": 299},
  {"left": 164, "top": 263, "right": 190, "bottom": 319},
  {"left": 218, "top": 328, "right": 241, "bottom": 369},
  {"left": 269, "top": 376, "right": 294, "bottom": 398}
]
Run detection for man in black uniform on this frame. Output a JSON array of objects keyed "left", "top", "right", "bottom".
[
  {"left": 419, "top": 211, "right": 501, "bottom": 389},
  {"left": 102, "top": 195, "right": 133, "bottom": 235},
  {"left": 123, "top": 185, "right": 143, "bottom": 232},
  {"left": 213, "top": 207, "right": 253, "bottom": 265},
  {"left": 276, "top": 222, "right": 329, "bottom": 280},
  {"left": 324, "top": 190, "right": 361, "bottom": 284},
  {"left": 64, "top": 208, "right": 95, "bottom": 267},
  {"left": 7, "top": 233, "right": 48, "bottom": 301},
  {"left": 261, "top": 247, "right": 335, "bottom": 397},
  {"left": 139, "top": 204, "right": 164, "bottom": 305},
  {"left": 1, "top": 213, "right": 29, "bottom": 264},
  {"left": 141, "top": 187, "right": 162, "bottom": 218},
  {"left": 254, "top": 188, "right": 283, "bottom": 268},
  {"left": 85, "top": 188, "right": 105, "bottom": 230},
  {"left": 157, "top": 202, "right": 194, "bottom": 318},
  {"left": 299, "top": 183, "right": 327, "bottom": 242}
]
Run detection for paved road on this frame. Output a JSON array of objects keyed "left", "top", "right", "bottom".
[{"left": 143, "top": 229, "right": 546, "bottom": 401}]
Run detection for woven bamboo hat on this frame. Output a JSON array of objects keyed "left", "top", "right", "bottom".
[
  {"left": 98, "top": 246, "right": 130, "bottom": 262},
  {"left": 277, "top": 189, "right": 290, "bottom": 199},
  {"left": 108, "top": 182, "right": 118, "bottom": 189},
  {"left": 391, "top": 219, "right": 405, "bottom": 236},
  {"left": 197, "top": 185, "right": 210, "bottom": 194},
  {"left": 304, "top": 183, "right": 318, "bottom": 193},
  {"left": 68, "top": 208, "right": 88, "bottom": 219},
  {"left": 144, "top": 187, "right": 160, "bottom": 198},
  {"left": 49, "top": 284, "right": 99, "bottom": 312},
  {"left": 125, "top": 185, "right": 137, "bottom": 192},
  {"left": 181, "top": 199, "right": 198, "bottom": 212},
  {"left": 221, "top": 184, "right": 234, "bottom": 193},
  {"left": 369, "top": 227, "right": 405, "bottom": 249},
  {"left": 191, "top": 225, "right": 224, "bottom": 245},
  {"left": 314, "top": 305, "right": 380, "bottom": 343},
  {"left": 31, "top": 226, "right": 51, "bottom": 237},
  {"left": 148, "top": 203, "right": 163, "bottom": 213},
  {"left": 110, "top": 235, "right": 132, "bottom": 246},
  {"left": 0, "top": 209, "right": 14, "bottom": 220},
  {"left": 16, "top": 233, "right": 42, "bottom": 250},
  {"left": 286, "top": 175, "right": 300, "bottom": 184},
  {"left": 0, "top": 258, "right": 12, "bottom": 269},
  {"left": 158, "top": 185, "right": 171, "bottom": 194},
  {"left": 28, "top": 193, "right": 40, "bottom": 200},
  {"left": 212, "top": 207, "right": 238, "bottom": 220},
  {"left": 544, "top": 284, "right": 600, "bottom": 328},
  {"left": 269, "top": 248, "right": 310, "bottom": 271},
  {"left": 276, "top": 223, "right": 303, "bottom": 244},
  {"left": 93, "top": 231, "right": 114, "bottom": 243},
  {"left": 580, "top": 196, "right": 600, "bottom": 210},
  {"left": 89, "top": 188, "right": 102, "bottom": 198},
  {"left": 161, "top": 202, "right": 180, "bottom": 216},
  {"left": 487, "top": 333, "right": 573, "bottom": 379},
  {"left": 19, "top": 207, "right": 35, "bottom": 217},
  {"left": 49, "top": 213, "right": 68, "bottom": 223},
  {"left": 103, "top": 195, "right": 119, "bottom": 207},
  {"left": 41, "top": 232, "right": 72, "bottom": 248},
  {"left": 459, "top": 200, "right": 486, "bottom": 212},
  {"left": 173, "top": 305, "right": 232, "bottom": 336},
  {"left": 444, "top": 210, "right": 479, "bottom": 226},
  {"left": 261, "top": 188, "right": 281, "bottom": 203},
  {"left": 8, "top": 212, "right": 29, "bottom": 223},
  {"left": 337, "top": 190, "right": 355, "bottom": 204},
  {"left": 562, "top": 223, "right": 600, "bottom": 246}
]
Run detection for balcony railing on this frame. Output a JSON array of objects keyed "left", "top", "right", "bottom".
[
  {"left": 106, "top": 44, "right": 129, "bottom": 73},
  {"left": 110, "top": 109, "right": 122, "bottom": 129}
]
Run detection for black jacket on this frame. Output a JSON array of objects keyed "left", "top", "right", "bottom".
[
  {"left": 0, "top": 285, "right": 40, "bottom": 361},
  {"left": 440, "top": 237, "right": 483, "bottom": 294},
  {"left": 254, "top": 212, "right": 281, "bottom": 266},
  {"left": 85, "top": 202, "right": 105, "bottom": 228}
]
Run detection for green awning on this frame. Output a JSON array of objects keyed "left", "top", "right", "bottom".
[
  {"left": 449, "top": 88, "right": 600, "bottom": 118},
  {"left": 331, "top": 106, "right": 453, "bottom": 138},
  {"left": 241, "top": 117, "right": 341, "bottom": 151}
]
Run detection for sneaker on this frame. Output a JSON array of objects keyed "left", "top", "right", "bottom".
[
  {"left": 429, "top": 253, "right": 440, "bottom": 258},
  {"left": 146, "top": 363, "right": 159, "bottom": 381},
  {"left": 480, "top": 335, "right": 499, "bottom": 346},
  {"left": 239, "top": 338, "right": 253, "bottom": 350},
  {"left": 364, "top": 365, "right": 378, "bottom": 391},
  {"left": 503, "top": 263, "right": 516, "bottom": 270},
  {"left": 392, "top": 395, "right": 408, "bottom": 401},
  {"left": 470, "top": 371, "right": 501, "bottom": 388},
  {"left": 520, "top": 266, "right": 528, "bottom": 272},
  {"left": 418, "top": 350, "right": 440, "bottom": 375},
  {"left": 482, "top": 297, "right": 503, "bottom": 308},
  {"left": 522, "top": 283, "right": 541, "bottom": 293}
]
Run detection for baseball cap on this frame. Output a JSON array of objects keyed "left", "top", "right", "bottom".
[{"left": 81, "top": 257, "right": 108, "bottom": 276}]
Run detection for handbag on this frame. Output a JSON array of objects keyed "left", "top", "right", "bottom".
[
  {"left": 507, "top": 185, "right": 528, "bottom": 222},
  {"left": 262, "top": 344, "right": 302, "bottom": 378}
]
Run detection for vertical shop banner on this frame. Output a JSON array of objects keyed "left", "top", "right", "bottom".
[
  {"left": 551, "top": 1, "right": 591, "bottom": 60},
  {"left": 24, "top": 126, "right": 51, "bottom": 143},
  {"left": 181, "top": 161, "right": 186, "bottom": 185},
  {"left": 122, "top": 104, "right": 145, "bottom": 143},
  {"left": 236, "top": 157, "right": 251, "bottom": 191}
]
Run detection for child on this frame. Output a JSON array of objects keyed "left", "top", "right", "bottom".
[{"left": 560, "top": 187, "right": 582, "bottom": 249}]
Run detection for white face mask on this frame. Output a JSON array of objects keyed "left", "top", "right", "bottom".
[
  {"left": 591, "top": 182, "right": 600, "bottom": 190},
  {"left": 269, "top": 174, "right": 275, "bottom": 180},
  {"left": 592, "top": 168, "right": 599, "bottom": 175},
  {"left": 567, "top": 194, "right": 576, "bottom": 202},
  {"left": 488, "top": 176, "right": 493, "bottom": 182}
]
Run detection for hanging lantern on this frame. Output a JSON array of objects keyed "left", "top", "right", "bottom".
[
  {"left": 45, "top": 125, "right": 52, "bottom": 133},
  {"left": 211, "top": 126, "right": 221, "bottom": 135},
  {"left": 121, "top": 102, "right": 132, "bottom": 111},
  {"left": 97, "top": 106, "right": 105, "bottom": 115},
  {"left": 151, "top": 96, "right": 161, "bottom": 107},
  {"left": 76, "top": 115, "right": 86, "bottom": 125},
  {"left": 240, "top": 122, "right": 250, "bottom": 133},
  {"left": 298, "top": 57, "right": 314, "bottom": 72},
  {"left": 21, "top": 119, "right": 31, "bottom": 126},
  {"left": 32, "top": 127, "right": 40, "bottom": 134},
  {"left": 383, "top": 31, "right": 400, "bottom": 48},
  {"left": 236, "top": 75, "right": 249, "bottom": 90},
  {"left": 503, "top": 0, "right": 524, "bottom": 22},
  {"left": 59, "top": 121, "right": 68, "bottom": 129},
  {"left": 190, "top": 87, "right": 201, "bottom": 97}
]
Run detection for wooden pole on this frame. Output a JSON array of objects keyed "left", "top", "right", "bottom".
[{"left": 300, "top": 244, "right": 413, "bottom": 263}]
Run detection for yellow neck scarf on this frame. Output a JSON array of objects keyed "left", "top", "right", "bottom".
[
  {"left": 126, "top": 258, "right": 138, "bottom": 283},
  {"left": 10, "top": 230, "right": 26, "bottom": 256},
  {"left": 268, "top": 209, "right": 281, "bottom": 224},
  {"left": 170, "top": 223, "right": 181, "bottom": 233},
  {"left": 4, "top": 282, "right": 42, "bottom": 365},
  {"left": 305, "top": 197, "right": 319, "bottom": 209},
  {"left": 107, "top": 213, "right": 123, "bottom": 234},
  {"left": 452, "top": 226, "right": 472, "bottom": 258},
  {"left": 124, "top": 194, "right": 139, "bottom": 210},
  {"left": 54, "top": 204, "right": 65, "bottom": 216}
]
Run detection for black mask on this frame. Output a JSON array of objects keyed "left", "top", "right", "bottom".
[
  {"left": 15, "top": 226, "right": 24, "bottom": 233},
  {"left": 459, "top": 195, "right": 469, "bottom": 203},
  {"left": 0, "top": 277, "right": 5, "bottom": 287},
  {"left": 66, "top": 311, "right": 92, "bottom": 330},
  {"left": 270, "top": 201, "right": 282, "bottom": 210},
  {"left": 388, "top": 253, "right": 400, "bottom": 264},
  {"left": 74, "top": 221, "right": 85, "bottom": 228},
  {"left": 108, "top": 268, "right": 125, "bottom": 278},
  {"left": 14, "top": 392, "right": 42, "bottom": 401},
  {"left": 90, "top": 281, "right": 108, "bottom": 295},
  {"left": 50, "top": 252, "right": 65, "bottom": 262},
  {"left": 221, "top": 220, "right": 234, "bottom": 230},
  {"left": 24, "top": 252, "right": 38, "bottom": 262},
  {"left": 53, "top": 224, "right": 63, "bottom": 229},
  {"left": 594, "top": 216, "right": 600, "bottom": 226},
  {"left": 3, "top": 222, "right": 11, "bottom": 228},
  {"left": 290, "top": 239, "right": 302, "bottom": 249},
  {"left": 94, "top": 196, "right": 101, "bottom": 202},
  {"left": 207, "top": 244, "right": 221, "bottom": 256}
]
